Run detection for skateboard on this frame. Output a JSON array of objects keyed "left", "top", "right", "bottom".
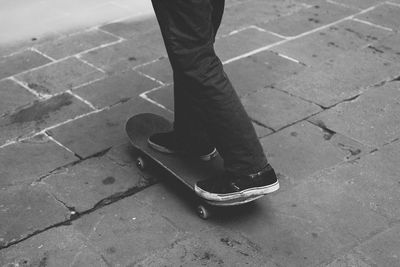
[{"left": 125, "top": 113, "right": 263, "bottom": 219}]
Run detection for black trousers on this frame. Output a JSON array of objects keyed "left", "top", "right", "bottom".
[{"left": 151, "top": 0, "right": 268, "bottom": 175}]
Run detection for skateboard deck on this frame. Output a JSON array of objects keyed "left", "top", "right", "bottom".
[{"left": 125, "top": 113, "right": 263, "bottom": 218}]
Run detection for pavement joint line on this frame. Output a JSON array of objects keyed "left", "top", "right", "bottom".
[
  {"left": 139, "top": 85, "right": 174, "bottom": 113},
  {"left": 274, "top": 52, "right": 304, "bottom": 65},
  {"left": 30, "top": 47, "right": 57, "bottom": 62},
  {"left": 67, "top": 90, "right": 98, "bottom": 111},
  {"left": 134, "top": 69, "right": 166, "bottom": 86},
  {"left": 351, "top": 18, "right": 394, "bottom": 31},
  {"left": 45, "top": 132, "right": 75, "bottom": 155},
  {"left": 74, "top": 38, "right": 125, "bottom": 59},
  {"left": 75, "top": 55, "right": 106, "bottom": 74},
  {"left": 258, "top": 29, "right": 291, "bottom": 40},
  {"left": 72, "top": 76, "right": 106, "bottom": 90},
  {"left": 0, "top": 140, "right": 17, "bottom": 149},
  {"left": 131, "top": 57, "right": 166, "bottom": 70},
  {"left": 386, "top": 1, "right": 400, "bottom": 7},
  {"left": 95, "top": 26, "right": 126, "bottom": 41},
  {"left": 8, "top": 76, "right": 49, "bottom": 99},
  {"left": 326, "top": 0, "right": 362, "bottom": 10},
  {"left": 222, "top": 4, "right": 381, "bottom": 65}
]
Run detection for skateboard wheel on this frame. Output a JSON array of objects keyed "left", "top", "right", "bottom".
[
  {"left": 197, "top": 204, "right": 210, "bottom": 220},
  {"left": 136, "top": 157, "right": 146, "bottom": 170}
]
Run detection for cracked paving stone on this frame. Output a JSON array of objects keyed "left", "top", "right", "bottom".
[
  {"left": 0, "top": 134, "right": 78, "bottom": 188},
  {"left": 272, "top": 50, "right": 400, "bottom": 108},
  {"left": 310, "top": 81, "right": 400, "bottom": 147},
  {"left": 72, "top": 195, "right": 180, "bottom": 266},
  {"left": 42, "top": 155, "right": 157, "bottom": 213},
  {"left": 0, "top": 183, "right": 70, "bottom": 248},
  {"left": 259, "top": 121, "right": 351, "bottom": 191},
  {"left": 242, "top": 87, "right": 321, "bottom": 130},
  {"left": 0, "top": 226, "right": 107, "bottom": 267}
]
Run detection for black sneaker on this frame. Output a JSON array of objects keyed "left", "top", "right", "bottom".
[
  {"left": 194, "top": 164, "right": 279, "bottom": 202},
  {"left": 148, "top": 131, "right": 217, "bottom": 161}
]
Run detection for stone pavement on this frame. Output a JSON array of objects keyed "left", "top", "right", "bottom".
[{"left": 1, "top": 0, "right": 400, "bottom": 266}]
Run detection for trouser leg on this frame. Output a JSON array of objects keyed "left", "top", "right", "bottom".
[{"left": 151, "top": 0, "right": 268, "bottom": 175}]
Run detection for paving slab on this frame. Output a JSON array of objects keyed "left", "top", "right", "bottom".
[
  {"left": 100, "top": 15, "right": 159, "bottom": 39},
  {"left": 15, "top": 57, "right": 105, "bottom": 95},
  {"left": 260, "top": 0, "right": 357, "bottom": 37},
  {"left": 0, "top": 227, "right": 107, "bottom": 267},
  {"left": 0, "top": 183, "right": 70, "bottom": 248},
  {"left": 35, "top": 28, "right": 119, "bottom": 60},
  {"left": 272, "top": 50, "right": 400, "bottom": 107},
  {"left": 72, "top": 195, "right": 180, "bottom": 266},
  {"left": 80, "top": 28, "right": 166, "bottom": 75},
  {"left": 358, "top": 224, "right": 400, "bottom": 267},
  {"left": 215, "top": 27, "right": 283, "bottom": 62},
  {"left": 224, "top": 50, "right": 306, "bottom": 97},
  {"left": 73, "top": 69, "right": 160, "bottom": 108},
  {"left": 366, "top": 33, "right": 400, "bottom": 64},
  {"left": 0, "top": 134, "right": 78, "bottom": 188},
  {"left": 260, "top": 121, "right": 366, "bottom": 190},
  {"left": 219, "top": 0, "right": 305, "bottom": 36},
  {"left": 136, "top": 228, "right": 277, "bottom": 266},
  {"left": 0, "top": 92, "right": 92, "bottom": 145},
  {"left": 242, "top": 87, "right": 321, "bottom": 130},
  {"left": 42, "top": 155, "right": 154, "bottom": 213},
  {"left": 309, "top": 80, "right": 400, "bottom": 147},
  {"left": 47, "top": 97, "right": 172, "bottom": 159},
  {"left": 270, "top": 19, "right": 392, "bottom": 67},
  {"left": 0, "top": 78, "right": 36, "bottom": 117},
  {"left": 356, "top": 3, "right": 400, "bottom": 31},
  {"left": 0, "top": 49, "right": 51, "bottom": 80}
]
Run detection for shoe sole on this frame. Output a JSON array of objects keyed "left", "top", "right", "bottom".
[
  {"left": 147, "top": 138, "right": 218, "bottom": 161},
  {"left": 194, "top": 181, "right": 280, "bottom": 202}
]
